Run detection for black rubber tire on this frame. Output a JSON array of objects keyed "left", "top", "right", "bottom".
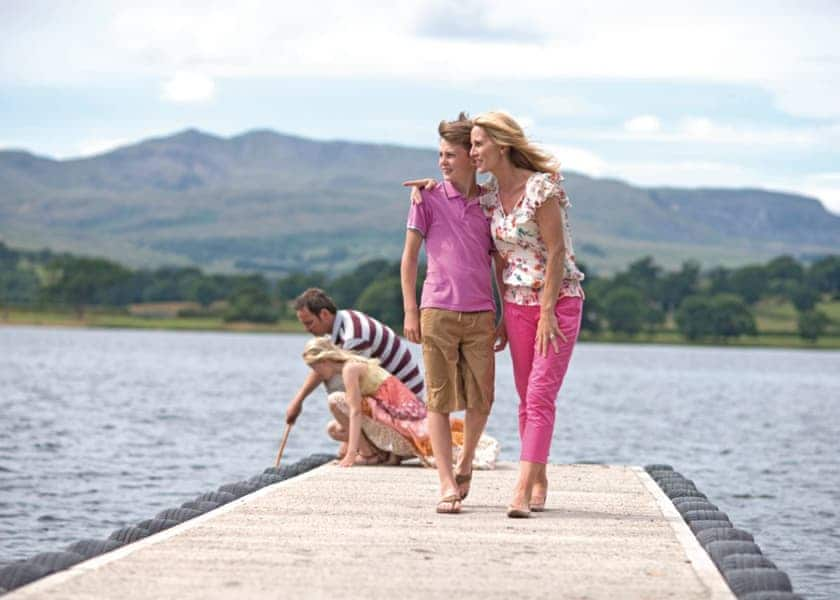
[
  {"left": 690, "top": 520, "right": 733, "bottom": 534},
  {"left": 676, "top": 501, "right": 719, "bottom": 515},
  {"left": 644, "top": 464, "right": 673, "bottom": 472},
  {"left": 155, "top": 507, "right": 202, "bottom": 523},
  {"left": 0, "top": 562, "right": 50, "bottom": 590},
  {"left": 109, "top": 526, "right": 151, "bottom": 544},
  {"left": 666, "top": 488, "right": 706, "bottom": 500},
  {"left": 662, "top": 485, "right": 700, "bottom": 497},
  {"left": 218, "top": 482, "right": 259, "bottom": 498},
  {"left": 706, "top": 540, "right": 762, "bottom": 568},
  {"left": 181, "top": 500, "right": 220, "bottom": 513},
  {"left": 65, "top": 539, "right": 123, "bottom": 558},
  {"left": 719, "top": 553, "right": 776, "bottom": 571},
  {"left": 683, "top": 510, "right": 730, "bottom": 523},
  {"left": 740, "top": 592, "right": 805, "bottom": 600},
  {"left": 659, "top": 479, "right": 696, "bottom": 489},
  {"left": 653, "top": 474, "right": 691, "bottom": 485},
  {"left": 298, "top": 454, "right": 335, "bottom": 469},
  {"left": 249, "top": 473, "right": 284, "bottom": 487},
  {"left": 196, "top": 491, "right": 236, "bottom": 505},
  {"left": 262, "top": 466, "right": 292, "bottom": 477},
  {"left": 673, "top": 496, "right": 716, "bottom": 507},
  {"left": 28, "top": 551, "right": 85, "bottom": 572},
  {"left": 137, "top": 518, "right": 178, "bottom": 534},
  {"left": 724, "top": 569, "right": 792, "bottom": 594},
  {"left": 671, "top": 496, "right": 712, "bottom": 507},
  {"left": 309, "top": 452, "right": 338, "bottom": 463},
  {"left": 696, "top": 528, "right": 754, "bottom": 547}
]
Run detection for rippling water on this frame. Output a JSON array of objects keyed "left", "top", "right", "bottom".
[{"left": 1, "top": 326, "right": 837, "bottom": 598}]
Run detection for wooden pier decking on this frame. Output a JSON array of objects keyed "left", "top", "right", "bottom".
[{"left": 6, "top": 463, "right": 735, "bottom": 599}]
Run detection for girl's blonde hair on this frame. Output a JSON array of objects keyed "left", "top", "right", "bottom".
[
  {"left": 473, "top": 111, "right": 559, "bottom": 174},
  {"left": 302, "top": 335, "right": 379, "bottom": 368}
]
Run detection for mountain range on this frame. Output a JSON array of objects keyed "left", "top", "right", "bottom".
[{"left": 1, "top": 128, "right": 839, "bottom": 276}]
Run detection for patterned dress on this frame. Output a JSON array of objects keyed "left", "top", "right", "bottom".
[{"left": 333, "top": 360, "right": 499, "bottom": 469}]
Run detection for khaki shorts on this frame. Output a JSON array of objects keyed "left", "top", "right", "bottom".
[{"left": 420, "top": 308, "right": 495, "bottom": 414}]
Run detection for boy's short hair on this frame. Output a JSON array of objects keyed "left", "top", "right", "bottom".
[
  {"left": 438, "top": 111, "right": 473, "bottom": 152},
  {"left": 293, "top": 288, "right": 337, "bottom": 315}
]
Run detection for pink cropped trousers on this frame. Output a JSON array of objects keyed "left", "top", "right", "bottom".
[{"left": 504, "top": 296, "right": 582, "bottom": 464}]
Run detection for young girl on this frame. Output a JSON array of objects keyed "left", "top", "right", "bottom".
[{"left": 302, "top": 336, "right": 498, "bottom": 510}]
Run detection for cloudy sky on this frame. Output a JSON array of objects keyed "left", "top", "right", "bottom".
[{"left": 2, "top": 0, "right": 840, "bottom": 212}]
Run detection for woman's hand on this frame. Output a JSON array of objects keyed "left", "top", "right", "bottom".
[
  {"left": 494, "top": 318, "right": 508, "bottom": 352},
  {"left": 536, "top": 307, "right": 567, "bottom": 357},
  {"left": 404, "top": 308, "right": 421, "bottom": 343},
  {"left": 338, "top": 453, "right": 356, "bottom": 468},
  {"left": 402, "top": 178, "right": 436, "bottom": 205}
]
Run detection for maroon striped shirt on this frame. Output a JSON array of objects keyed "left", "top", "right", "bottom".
[{"left": 331, "top": 309, "right": 424, "bottom": 399}]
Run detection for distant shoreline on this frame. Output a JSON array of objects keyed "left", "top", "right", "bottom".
[{"left": 3, "top": 309, "right": 839, "bottom": 350}]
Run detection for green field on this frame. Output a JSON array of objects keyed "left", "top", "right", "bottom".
[{"left": 1, "top": 307, "right": 305, "bottom": 334}]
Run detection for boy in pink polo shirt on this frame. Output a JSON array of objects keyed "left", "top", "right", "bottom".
[{"left": 401, "top": 112, "right": 503, "bottom": 514}]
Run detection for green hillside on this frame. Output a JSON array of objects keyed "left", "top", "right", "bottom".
[{"left": 2, "top": 128, "right": 839, "bottom": 275}]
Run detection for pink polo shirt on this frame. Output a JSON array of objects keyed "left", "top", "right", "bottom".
[{"left": 407, "top": 181, "right": 495, "bottom": 313}]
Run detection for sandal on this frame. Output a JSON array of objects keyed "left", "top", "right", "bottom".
[
  {"left": 354, "top": 449, "right": 387, "bottom": 465},
  {"left": 530, "top": 493, "right": 547, "bottom": 512},
  {"left": 436, "top": 494, "right": 462, "bottom": 514},
  {"left": 455, "top": 471, "right": 472, "bottom": 500},
  {"left": 506, "top": 505, "right": 531, "bottom": 519}
]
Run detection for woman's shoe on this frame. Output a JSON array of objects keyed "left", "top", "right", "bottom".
[
  {"left": 529, "top": 493, "right": 547, "bottom": 512},
  {"left": 455, "top": 471, "right": 472, "bottom": 500},
  {"left": 354, "top": 448, "right": 387, "bottom": 465},
  {"left": 506, "top": 505, "right": 531, "bottom": 518}
]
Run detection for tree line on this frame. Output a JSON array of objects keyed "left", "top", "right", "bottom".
[{"left": 1, "top": 242, "right": 838, "bottom": 341}]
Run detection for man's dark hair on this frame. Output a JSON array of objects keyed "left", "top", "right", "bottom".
[{"left": 293, "top": 288, "right": 337, "bottom": 315}]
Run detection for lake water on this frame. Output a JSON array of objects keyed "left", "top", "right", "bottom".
[{"left": 1, "top": 326, "right": 838, "bottom": 598}]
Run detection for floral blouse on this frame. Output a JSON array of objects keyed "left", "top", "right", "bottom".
[{"left": 480, "top": 172, "right": 584, "bottom": 306}]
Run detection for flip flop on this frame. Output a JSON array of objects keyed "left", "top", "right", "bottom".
[
  {"left": 436, "top": 494, "right": 462, "bottom": 514},
  {"left": 455, "top": 471, "right": 472, "bottom": 500}
]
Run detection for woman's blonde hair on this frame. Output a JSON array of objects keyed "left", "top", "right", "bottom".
[
  {"left": 473, "top": 111, "right": 559, "bottom": 174},
  {"left": 302, "top": 335, "right": 379, "bottom": 368}
]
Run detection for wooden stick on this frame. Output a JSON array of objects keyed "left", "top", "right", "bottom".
[{"left": 274, "top": 423, "right": 292, "bottom": 467}]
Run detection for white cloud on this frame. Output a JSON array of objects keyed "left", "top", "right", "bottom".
[
  {"left": 581, "top": 116, "right": 822, "bottom": 147},
  {"left": 607, "top": 160, "right": 755, "bottom": 188},
  {"left": 161, "top": 71, "right": 215, "bottom": 103},
  {"left": 802, "top": 173, "right": 840, "bottom": 215},
  {"left": 74, "top": 137, "right": 133, "bottom": 158},
  {"left": 543, "top": 144, "right": 608, "bottom": 177},
  {"left": 535, "top": 96, "right": 603, "bottom": 117},
  {"left": 2, "top": 2, "right": 838, "bottom": 117},
  {"left": 624, "top": 115, "right": 661, "bottom": 134}
]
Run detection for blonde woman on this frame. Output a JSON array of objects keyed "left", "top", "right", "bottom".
[
  {"left": 302, "top": 336, "right": 499, "bottom": 493},
  {"left": 407, "top": 112, "right": 584, "bottom": 518}
]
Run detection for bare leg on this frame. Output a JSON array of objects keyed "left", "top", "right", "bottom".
[
  {"left": 531, "top": 463, "right": 548, "bottom": 503},
  {"left": 509, "top": 460, "right": 540, "bottom": 514},
  {"left": 326, "top": 420, "right": 348, "bottom": 457},
  {"left": 454, "top": 408, "right": 489, "bottom": 497},
  {"left": 428, "top": 411, "right": 459, "bottom": 509},
  {"left": 328, "top": 393, "right": 375, "bottom": 457}
]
